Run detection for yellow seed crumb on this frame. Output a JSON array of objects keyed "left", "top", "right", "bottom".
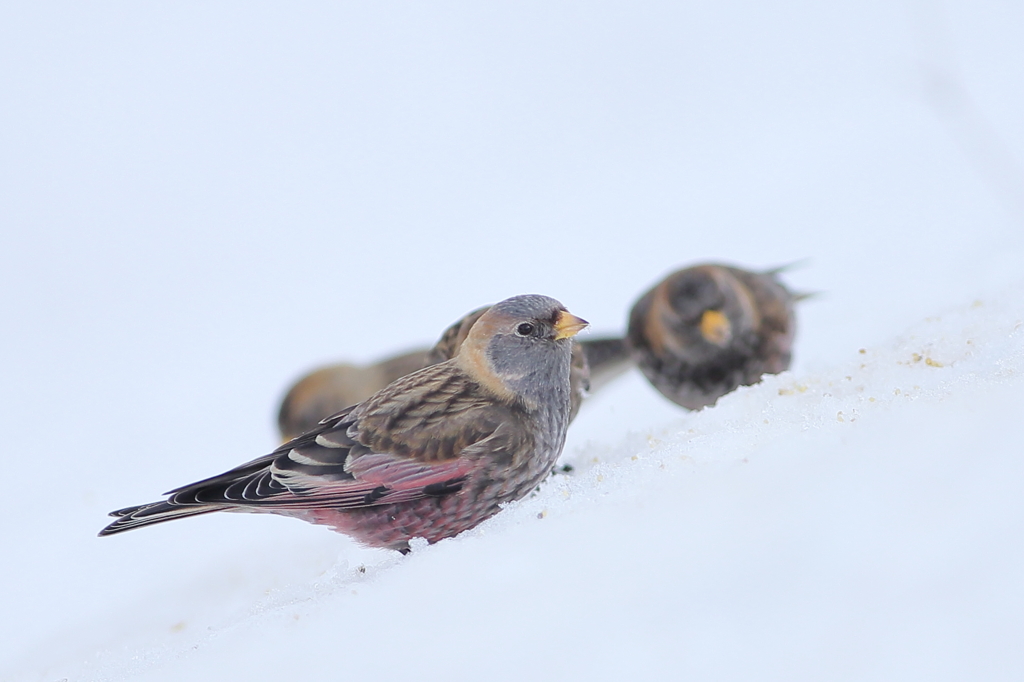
[
  {"left": 925, "top": 357, "right": 943, "bottom": 367},
  {"left": 859, "top": 348, "right": 867, "bottom": 354}
]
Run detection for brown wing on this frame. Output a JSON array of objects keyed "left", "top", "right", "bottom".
[
  {"left": 100, "top": 361, "right": 518, "bottom": 535},
  {"left": 277, "top": 348, "right": 434, "bottom": 440}
]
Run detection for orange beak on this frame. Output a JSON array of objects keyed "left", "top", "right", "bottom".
[
  {"left": 553, "top": 310, "right": 589, "bottom": 340},
  {"left": 699, "top": 309, "right": 732, "bottom": 346}
]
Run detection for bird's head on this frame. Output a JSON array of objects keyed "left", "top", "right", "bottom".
[
  {"left": 456, "top": 294, "right": 588, "bottom": 407},
  {"left": 644, "top": 265, "right": 760, "bottom": 358}
]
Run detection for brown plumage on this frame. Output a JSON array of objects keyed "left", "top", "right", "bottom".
[
  {"left": 277, "top": 350, "right": 431, "bottom": 442},
  {"left": 627, "top": 264, "right": 798, "bottom": 410},
  {"left": 100, "top": 295, "right": 588, "bottom": 552}
]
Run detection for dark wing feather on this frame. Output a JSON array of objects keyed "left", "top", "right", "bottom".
[{"left": 100, "top": 361, "right": 514, "bottom": 536}]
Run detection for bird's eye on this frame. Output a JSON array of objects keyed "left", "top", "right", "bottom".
[{"left": 515, "top": 322, "right": 536, "bottom": 337}]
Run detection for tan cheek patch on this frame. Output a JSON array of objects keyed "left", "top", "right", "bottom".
[
  {"left": 700, "top": 309, "right": 732, "bottom": 346},
  {"left": 457, "top": 321, "right": 521, "bottom": 404}
]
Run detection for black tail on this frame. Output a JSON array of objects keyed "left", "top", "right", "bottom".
[
  {"left": 763, "top": 260, "right": 819, "bottom": 303},
  {"left": 764, "top": 258, "right": 811, "bottom": 276},
  {"left": 98, "top": 500, "right": 223, "bottom": 536},
  {"left": 579, "top": 337, "right": 634, "bottom": 392}
]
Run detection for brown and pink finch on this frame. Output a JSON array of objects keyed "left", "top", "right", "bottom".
[{"left": 100, "top": 295, "right": 588, "bottom": 553}]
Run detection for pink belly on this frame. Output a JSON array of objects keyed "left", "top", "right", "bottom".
[{"left": 294, "top": 493, "right": 503, "bottom": 552}]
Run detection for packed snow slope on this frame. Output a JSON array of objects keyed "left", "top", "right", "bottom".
[
  {"left": 2, "top": 1, "right": 1023, "bottom": 680},
  {"left": 18, "top": 286, "right": 1024, "bottom": 682}
]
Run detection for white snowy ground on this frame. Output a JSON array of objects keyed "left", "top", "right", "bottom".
[{"left": 2, "top": 2, "right": 1023, "bottom": 681}]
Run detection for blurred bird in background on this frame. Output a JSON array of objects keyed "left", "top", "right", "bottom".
[{"left": 627, "top": 264, "right": 801, "bottom": 410}]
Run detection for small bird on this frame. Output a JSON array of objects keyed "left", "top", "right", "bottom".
[
  {"left": 626, "top": 264, "right": 798, "bottom": 410},
  {"left": 100, "top": 295, "right": 589, "bottom": 552},
  {"left": 277, "top": 308, "right": 630, "bottom": 440}
]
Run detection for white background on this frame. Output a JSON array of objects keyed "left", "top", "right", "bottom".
[{"left": 2, "top": 2, "right": 1022, "bottom": 679}]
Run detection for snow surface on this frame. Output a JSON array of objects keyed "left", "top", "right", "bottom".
[{"left": 2, "top": 1, "right": 1023, "bottom": 680}]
